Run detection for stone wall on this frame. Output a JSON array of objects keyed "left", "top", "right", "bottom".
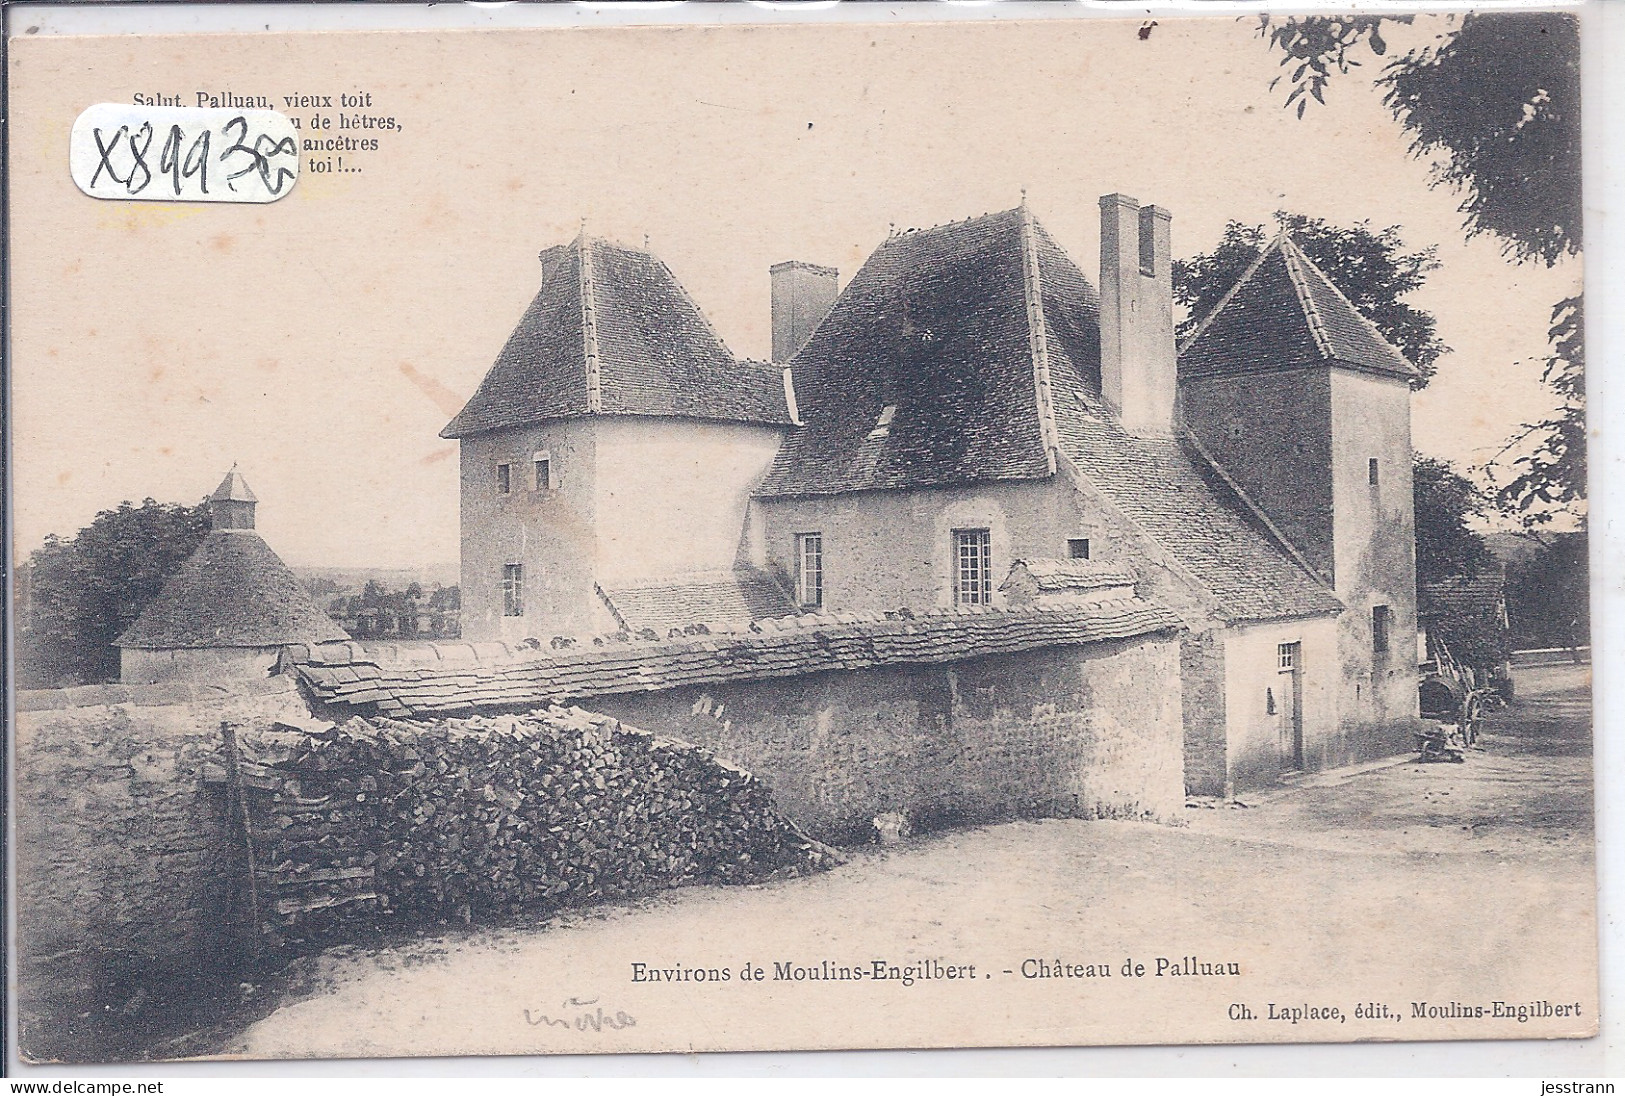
[
  {"left": 584, "top": 634, "right": 1185, "bottom": 840},
  {"left": 119, "top": 645, "right": 281, "bottom": 685},
  {"left": 14, "top": 625, "right": 1184, "bottom": 1052},
  {"left": 13, "top": 677, "right": 312, "bottom": 1048},
  {"left": 1180, "top": 628, "right": 1229, "bottom": 796},
  {"left": 458, "top": 417, "right": 784, "bottom": 642}
]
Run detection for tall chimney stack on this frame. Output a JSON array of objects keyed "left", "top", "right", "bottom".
[
  {"left": 1098, "top": 194, "right": 1176, "bottom": 434},
  {"left": 770, "top": 260, "right": 839, "bottom": 363}
]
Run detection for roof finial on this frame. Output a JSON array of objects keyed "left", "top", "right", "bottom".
[
  {"left": 643, "top": 233, "right": 650, "bottom": 250},
  {"left": 1020, "top": 185, "right": 1028, "bottom": 208}
]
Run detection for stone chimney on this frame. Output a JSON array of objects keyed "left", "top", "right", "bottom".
[
  {"left": 770, "top": 260, "right": 839, "bottom": 364},
  {"left": 208, "top": 466, "right": 257, "bottom": 530},
  {"left": 1098, "top": 194, "right": 1176, "bottom": 435}
]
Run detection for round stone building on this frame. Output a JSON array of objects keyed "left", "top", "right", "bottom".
[{"left": 115, "top": 469, "right": 348, "bottom": 684}]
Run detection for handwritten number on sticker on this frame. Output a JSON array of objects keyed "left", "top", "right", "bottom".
[
  {"left": 76, "top": 107, "right": 298, "bottom": 202},
  {"left": 220, "top": 116, "right": 297, "bottom": 196},
  {"left": 90, "top": 123, "right": 157, "bottom": 196},
  {"left": 159, "top": 125, "right": 211, "bottom": 196}
]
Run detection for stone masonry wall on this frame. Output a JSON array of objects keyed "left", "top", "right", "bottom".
[
  {"left": 13, "top": 677, "right": 312, "bottom": 1047},
  {"left": 584, "top": 634, "right": 1185, "bottom": 841}
]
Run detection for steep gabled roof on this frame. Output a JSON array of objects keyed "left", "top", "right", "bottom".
[
  {"left": 755, "top": 205, "right": 1338, "bottom": 623},
  {"left": 442, "top": 235, "right": 792, "bottom": 438},
  {"left": 117, "top": 530, "right": 349, "bottom": 649},
  {"left": 1050, "top": 388, "right": 1344, "bottom": 623},
  {"left": 756, "top": 207, "right": 1097, "bottom": 497},
  {"left": 1178, "top": 233, "right": 1417, "bottom": 381}
]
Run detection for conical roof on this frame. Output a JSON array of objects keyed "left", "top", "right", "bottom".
[
  {"left": 1178, "top": 233, "right": 1417, "bottom": 380},
  {"left": 441, "top": 234, "right": 792, "bottom": 438},
  {"left": 116, "top": 529, "right": 347, "bottom": 649}
]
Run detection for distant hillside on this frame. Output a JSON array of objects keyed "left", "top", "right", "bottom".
[
  {"left": 1482, "top": 532, "right": 1544, "bottom": 568},
  {"left": 292, "top": 564, "right": 458, "bottom": 597}
]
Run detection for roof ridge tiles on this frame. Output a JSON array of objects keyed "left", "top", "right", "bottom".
[
  {"left": 1277, "top": 236, "right": 1336, "bottom": 360},
  {"left": 1176, "top": 231, "right": 1284, "bottom": 357}
]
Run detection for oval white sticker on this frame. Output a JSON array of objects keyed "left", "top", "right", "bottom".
[{"left": 70, "top": 103, "right": 300, "bottom": 203}]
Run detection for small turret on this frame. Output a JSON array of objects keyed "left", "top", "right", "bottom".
[{"left": 208, "top": 466, "right": 257, "bottom": 530}]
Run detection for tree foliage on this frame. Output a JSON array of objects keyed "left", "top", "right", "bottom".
[
  {"left": 17, "top": 498, "right": 211, "bottom": 686},
  {"left": 1260, "top": 12, "right": 1586, "bottom": 528},
  {"left": 1486, "top": 296, "right": 1586, "bottom": 529},
  {"left": 1411, "top": 455, "right": 1506, "bottom": 671},
  {"left": 1173, "top": 213, "right": 1446, "bottom": 387},
  {"left": 1260, "top": 11, "right": 1581, "bottom": 265},
  {"left": 326, "top": 580, "right": 461, "bottom": 639},
  {"left": 1413, "top": 454, "right": 1493, "bottom": 589},
  {"left": 1505, "top": 532, "right": 1588, "bottom": 651}
]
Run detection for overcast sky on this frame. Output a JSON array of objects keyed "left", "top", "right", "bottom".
[{"left": 9, "top": 13, "right": 1581, "bottom": 568}]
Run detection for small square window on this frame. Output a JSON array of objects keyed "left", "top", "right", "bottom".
[
  {"left": 1277, "top": 642, "right": 1297, "bottom": 671},
  {"left": 795, "top": 533, "right": 823, "bottom": 609},
  {"left": 1067, "top": 538, "right": 1091, "bottom": 560},
  {"left": 496, "top": 463, "right": 512, "bottom": 495},
  {"left": 1372, "top": 605, "right": 1392, "bottom": 657},
  {"left": 502, "top": 564, "right": 524, "bottom": 617},
  {"left": 534, "top": 450, "right": 552, "bottom": 491},
  {"left": 1368, "top": 458, "right": 1380, "bottom": 487},
  {"left": 954, "top": 528, "right": 992, "bottom": 605}
]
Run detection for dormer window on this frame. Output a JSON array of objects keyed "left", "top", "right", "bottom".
[
  {"left": 496, "top": 463, "right": 512, "bottom": 495},
  {"left": 534, "top": 450, "right": 553, "bottom": 491},
  {"left": 868, "top": 404, "right": 897, "bottom": 439}
]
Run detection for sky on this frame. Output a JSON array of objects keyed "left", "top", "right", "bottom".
[{"left": 7, "top": 12, "right": 1582, "bottom": 569}]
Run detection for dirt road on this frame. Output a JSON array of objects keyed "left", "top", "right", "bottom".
[{"left": 234, "top": 664, "right": 1597, "bottom": 1060}]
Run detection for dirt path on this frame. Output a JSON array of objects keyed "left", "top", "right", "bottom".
[{"left": 232, "top": 665, "right": 1597, "bottom": 1060}]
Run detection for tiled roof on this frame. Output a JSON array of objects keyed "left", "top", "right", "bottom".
[
  {"left": 442, "top": 235, "right": 792, "bottom": 438},
  {"left": 286, "top": 600, "right": 1183, "bottom": 719},
  {"left": 1005, "top": 559, "right": 1138, "bottom": 592},
  {"left": 756, "top": 208, "right": 1075, "bottom": 497},
  {"left": 209, "top": 468, "right": 257, "bottom": 503},
  {"left": 117, "top": 530, "right": 349, "bottom": 649},
  {"left": 1421, "top": 572, "right": 1507, "bottom": 621},
  {"left": 1178, "top": 233, "right": 1417, "bottom": 381},
  {"left": 1049, "top": 387, "right": 1344, "bottom": 622},
  {"left": 754, "top": 205, "right": 1337, "bottom": 623},
  {"left": 598, "top": 569, "right": 796, "bottom": 635}
]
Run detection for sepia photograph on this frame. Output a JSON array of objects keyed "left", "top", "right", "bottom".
[{"left": 4, "top": 5, "right": 1599, "bottom": 1066}]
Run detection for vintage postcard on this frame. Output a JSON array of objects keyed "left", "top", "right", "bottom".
[{"left": 5, "top": 7, "right": 1596, "bottom": 1064}]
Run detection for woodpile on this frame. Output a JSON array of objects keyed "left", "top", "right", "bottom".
[{"left": 227, "top": 706, "right": 837, "bottom": 950}]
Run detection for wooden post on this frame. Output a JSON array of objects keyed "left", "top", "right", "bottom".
[{"left": 220, "top": 720, "right": 263, "bottom": 963}]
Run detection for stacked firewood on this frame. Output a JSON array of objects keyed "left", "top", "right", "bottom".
[{"left": 231, "top": 707, "right": 836, "bottom": 947}]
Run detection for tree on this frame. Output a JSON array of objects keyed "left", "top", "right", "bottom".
[
  {"left": 1410, "top": 455, "right": 1509, "bottom": 671},
  {"left": 1505, "top": 533, "right": 1588, "bottom": 652},
  {"left": 17, "top": 498, "right": 211, "bottom": 686},
  {"left": 1173, "top": 212, "right": 1446, "bottom": 387},
  {"left": 1260, "top": 12, "right": 1587, "bottom": 536},
  {"left": 1260, "top": 11, "right": 1581, "bottom": 265},
  {"left": 1413, "top": 454, "right": 1493, "bottom": 589},
  {"left": 1486, "top": 296, "right": 1585, "bottom": 529}
]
